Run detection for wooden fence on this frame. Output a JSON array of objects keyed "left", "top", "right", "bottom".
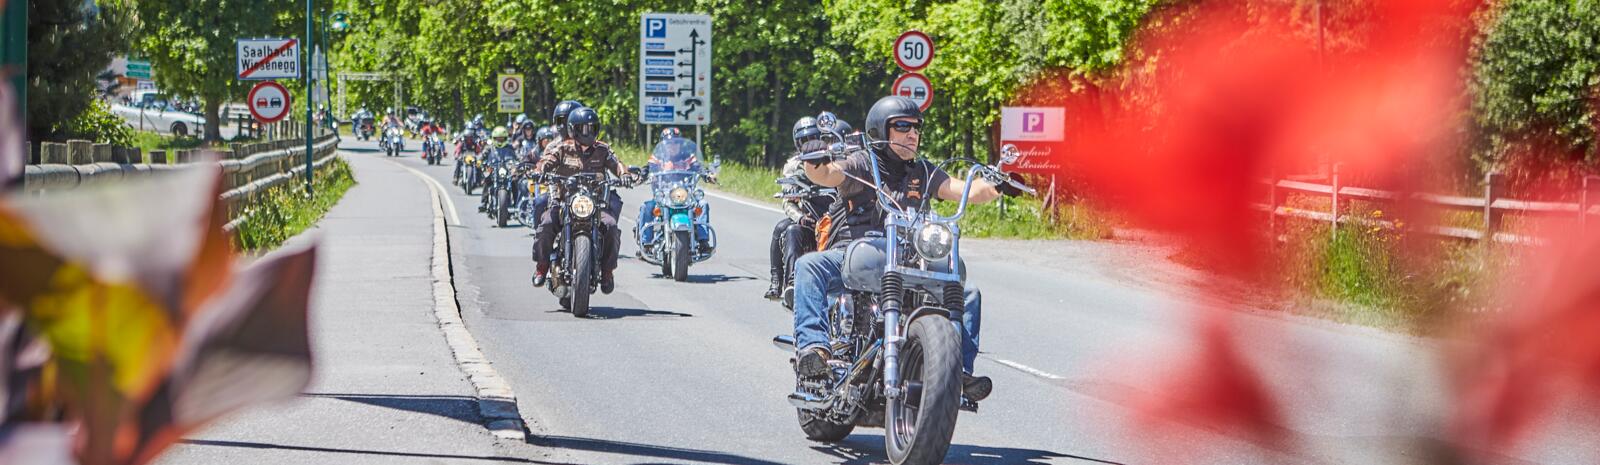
[{"left": 1263, "top": 164, "right": 1600, "bottom": 245}]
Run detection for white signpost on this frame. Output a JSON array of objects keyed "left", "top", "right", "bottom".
[
  {"left": 236, "top": 38, "right": 301, "bottom": 80},
  {"left": 638, "top": 13, "right": 712, "bottom": 126},
  {"left": 498, "top": 74, "right": 524, "bottom": 114}
]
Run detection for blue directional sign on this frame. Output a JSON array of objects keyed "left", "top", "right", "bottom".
[{"left": 638, "top": 13, "right": 712, "bottom": 126}]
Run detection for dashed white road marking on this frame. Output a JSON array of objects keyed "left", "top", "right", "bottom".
[{"left": 990, "top": 358, "right": 1066, "bottom": 381}]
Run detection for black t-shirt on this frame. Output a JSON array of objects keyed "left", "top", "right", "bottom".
[{"left": 822, "top": 150, "right": 950, "bottom": 249}]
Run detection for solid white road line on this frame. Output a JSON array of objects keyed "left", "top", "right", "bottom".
[
  {"left": 990, "top": 358, "right": 1066, "bottom": 381},
  {"left": 703, "top": 189, "right": 783, "bottom": 214},
  {"left": 396, "top": 154, "right": 525, "bottom": 441},
  {"left": 387, "top": 159, "right": 462, "bottom": 226}
]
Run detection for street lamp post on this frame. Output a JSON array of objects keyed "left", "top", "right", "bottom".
[
  {"left": 323, "top": 12, "right": 349, "bottom": 133},
  {"left": 303, "top": 0, "right": 316, "bottom": 196}
]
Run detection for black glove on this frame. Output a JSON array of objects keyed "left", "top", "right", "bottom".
[{"left": 996, "top": 173, "right": 1028, "bottom": 197}]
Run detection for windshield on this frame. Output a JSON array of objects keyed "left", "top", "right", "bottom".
[{"left": 649, "top": 138, "right": 700, "bottom": 172}]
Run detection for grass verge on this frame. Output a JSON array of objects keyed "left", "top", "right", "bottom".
[
  {"left": 612, "top": 144, "right": 1114, "bottom": 240},
  {"left": 233, "top": 157, "right": 357, "bottom": 251},
  {"left": 131, "top": 130, "right": 204, "bottom": 157}
]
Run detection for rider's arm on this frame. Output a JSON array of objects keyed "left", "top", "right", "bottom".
[
  {"left": 802, "top": 159, "right": 847, "bottom": 188},
  {"left": 937, "top": 177, "right": 1002, "bottom": 204}
]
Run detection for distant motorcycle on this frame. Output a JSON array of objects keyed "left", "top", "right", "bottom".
[
  {"left": 424, "top": 133, "right": 444, "bottom": 165},
  {"left": 634, "top": 138, "right": 718, "bottom": 281},
  {"left": 772, "top": 114, "right": 1035, "bottom": 465},
  {"left": 381, "top": 127, "right": 404, "bottom": 157},
  {"left": 482, "top": 157, "right": 523, "bottom": 227},
  {"left": 527, "top": 172, "right": 634, "bottom": 317}
]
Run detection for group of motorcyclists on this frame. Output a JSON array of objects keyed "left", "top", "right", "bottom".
[{"left": 378, "top": 93, "right": 1031, "bottom": 465}]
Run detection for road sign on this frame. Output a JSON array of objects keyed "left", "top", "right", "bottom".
[
  {"left": 126, "top": 60, "right": 152, "bottom": 79},
  {"left": 237, "top": 38, "right": 301, "bottom": 80},
  {"left": 892, "top": 73, "right": 933, "bottom": 112},
  {"left": 893, "top": 30, "right": 934, "bottom": 72},
  {"left": 498, "top": 74, "right": 524, "bottom": 114},
  {"left": 638, "top": 13, "right": 712, "bottom": 125},
  {"left": 999, "top": 106, "right": 1065, "bottom": 174},
  {"left": 247, "top": 81, "right": 292, "bottom": 123}
]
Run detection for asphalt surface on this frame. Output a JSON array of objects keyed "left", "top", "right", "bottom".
[{"left": 316, "top": 140, "right": 1599, "bottom": 465}]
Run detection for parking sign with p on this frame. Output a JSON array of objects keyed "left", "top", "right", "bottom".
[{"left": 645, "top": 18, "right": 667, "bottom": 38}]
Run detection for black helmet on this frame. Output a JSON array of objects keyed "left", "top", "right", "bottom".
[
  {"left": 834, "top": 119, "right": 854, "bottom": 137},
  {"left": 792, "top": 116, "right": 822, "bottom": 151},
  {"left": 552, "top": 100, "right": 583, "bottom": 126},
  {"left": 865, "top": 96, "right": 922, "bottom": 141},
  {"left": 566, "top": 107, "right": 600, "bottom": 146},
  {"left": 536, "top": 126, "right": 558, "bottom": 144}
]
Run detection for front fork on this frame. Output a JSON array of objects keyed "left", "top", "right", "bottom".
[{"left": 880, "top": 272, "right": 906, "bottom": 400}]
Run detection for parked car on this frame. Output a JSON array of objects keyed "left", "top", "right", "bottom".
[{"left": 111, "top": 92, "right": 207, "bottom": 137}]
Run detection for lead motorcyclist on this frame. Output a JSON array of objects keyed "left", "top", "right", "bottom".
[
  {"left": 530, "top": 107, "right": 634, "bottom": 294},
  {"left": 634, "top": 127, "right": 715, "bottom": 254},
  {"left": 764, "top": 116, "right": 842, "bottom": 301},
  {"left": 792, "top": 96, "right": 1028, "bottom": 404}
]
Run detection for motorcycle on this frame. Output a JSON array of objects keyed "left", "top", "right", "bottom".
[
  {"left": 771, "top": 114, "right": 1034, "bottom": 465},
  {"left": 382, "top": 126, "right": 404, "bottom": 157},
  {"left": 460, "top": 148, "right": 484, "bottom": 195},
  {"left": 634, "top": 138, "right": 718, "bottom": 282},
  {"left": 772, "top": 176, "right": 837, "bottom": 309},
  {"left": 424, "top": 133, "right": 444, "bottom": 165},
  {"left": 355, "top": 118, "right": 374, "bottom": 140},
  {"left": 527, "top": 172, "right": 634, "bottom": 318},
  {"left": 482, "top": 157, "right": 523, "bottom": 227}
]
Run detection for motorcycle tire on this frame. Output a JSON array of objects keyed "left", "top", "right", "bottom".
[
  {"left": 797, "top": 408, "right": 855, "bottom": 442},
  {"left": 672, "top": 230, "right": 691, "bottom": 282},
  {"left": 569, "top": 235, "right": 593, "bottom": 318},
  {"left": 464, "top": 172, "right": 477, "bottom": 195},
  {"left": 496, "top": 190, "right": 510, "bottom": 227},
  {"left": 884, "top": 315, "right": 962, "bottom": 465}
]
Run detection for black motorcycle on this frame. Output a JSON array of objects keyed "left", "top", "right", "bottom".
[
  {"left": 527, "top": 172, "right": 633, "bottom": 318},
  {"left": 772, "top": 114, "right": 1033, "bottom": 465},
  {"left": 772, "top": 176, "right": 837, "bottom": 310},
  {"left": 482, "top": 157, "right": 524, "bottom": 227}
]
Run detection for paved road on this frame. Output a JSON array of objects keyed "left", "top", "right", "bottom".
[{"left": 345, "top": 139, "right": 1597, "bottom": 465}]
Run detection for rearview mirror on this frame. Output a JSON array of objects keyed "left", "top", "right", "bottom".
[{"left": 1000, "top": 144, "right": 1021, "bottom": 166}]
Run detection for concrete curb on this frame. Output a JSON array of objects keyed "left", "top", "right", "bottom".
[{"left": 406, "top": 157, "right": 527, "bottom": 442}]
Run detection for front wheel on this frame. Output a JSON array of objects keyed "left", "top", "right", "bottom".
[
  {"left": 495, "top": 189, "right": 511, "bottom": 227},
  {"left": 671, "top": 230, "right": 691, "bottom": 282},
  {"left": 171, "top": 122, "right": 188, "bottom": 138},
  {"left": 884, "top": 315, "right": 962, "bottom": 465},
  {"left": 569, "top": 235, "right": 593, "bottom": 318}
]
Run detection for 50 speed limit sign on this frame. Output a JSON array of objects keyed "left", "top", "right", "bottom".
[{"left": 893, "top": 30, "right": 934, "bottom": 72}]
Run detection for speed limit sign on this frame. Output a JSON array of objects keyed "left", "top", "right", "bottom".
[{"left": 894, "top": 30, "right": 934, "bottom": 72}]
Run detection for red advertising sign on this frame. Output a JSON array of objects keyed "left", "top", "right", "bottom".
[{"left": 998, "top": 106, "right": 1065, "bottom": 174}]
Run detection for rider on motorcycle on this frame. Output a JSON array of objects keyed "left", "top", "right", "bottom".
[
  {"left": 765, "top": 116, "right": 843, "bottom": 300},
  {"left": 549, "top": 100, "right": 584, "bottom": 143},
  {"left": 634, "top": 128, "right": 715, "bottom": 254},
  {"left": 792, "top": 96, "right": 1028, "bottom": 404},
  {"left": 479, "top": 126, "right": 516, "bottom": 212},
  {"left": 530, "top": 107, "right": 633, "bottom": 294}
]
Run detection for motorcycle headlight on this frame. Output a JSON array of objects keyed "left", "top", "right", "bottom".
[
  {"left": 913, "top": 222, "right": 955, "bottom": 261},
  {"left": 669, "top": 187, "right": 690, "bottom": 205},
  {"left": 498, "top": 167, "right": 508, "bottom": 177},
  {"left": 570, "top": 194, "right": 596, "bottom": 219},
  {"left": 783, "top": 202, "right": 803, "bottom": 222}
]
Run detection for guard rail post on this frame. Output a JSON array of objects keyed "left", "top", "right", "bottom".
[
  {"left": 1484, "top": 171, "right": 1503, "bottom": 237},
  {"left": 1583, "top": 175, "right": 1599, "bottom": 234},
  {"left": 66, "top": 140, "right": 92, "bottom": 165},
  {"left": 41, "top": 142, "right": 66, "bottom": 164},
  {"left": 1330, "top": 163, "right": 1342, "bottom": 239}
]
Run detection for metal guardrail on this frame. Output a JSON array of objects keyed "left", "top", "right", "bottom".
[
  {"left": 1264, "top": 165, "right": 1600, "bottom": 245},
  {"left": 21, "top": 135, "right": 341, "bottom": 232}
]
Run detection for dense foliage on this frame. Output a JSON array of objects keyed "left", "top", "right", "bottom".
[
  {"left": 328, "top": 0, "right": 1157, "bottom": 166},
  {"left": 1469, "top": 0, "right": 1600, "bottom": 174},
  {"left": 27, "top": 0, "right": 133, "bottom": 141}
]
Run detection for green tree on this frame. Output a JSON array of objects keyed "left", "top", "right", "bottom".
[
  {"left": 134, "top": 0, "right": 314, "bottom": 141},
  {"left": 27, "top": 0, "right": 134, "bottom": 141},
  {"left": 1470, "top": 0, "right": 1600, "bottom": 170}
]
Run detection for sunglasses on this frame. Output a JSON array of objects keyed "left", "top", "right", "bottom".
[{"left": 890, "top": 120, "right": 922, "bottom": 133}]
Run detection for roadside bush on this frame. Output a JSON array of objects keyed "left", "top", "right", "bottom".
[
  {"left": 234, "top": 158, "right": 356, "bottom": 250},
  {"left": 61, "top": 99, "right": 134, "bottom": 146}
]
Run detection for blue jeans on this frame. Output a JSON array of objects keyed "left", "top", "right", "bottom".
[{"left": 793, "top": 246, "right": 983, "bottom": 373}]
